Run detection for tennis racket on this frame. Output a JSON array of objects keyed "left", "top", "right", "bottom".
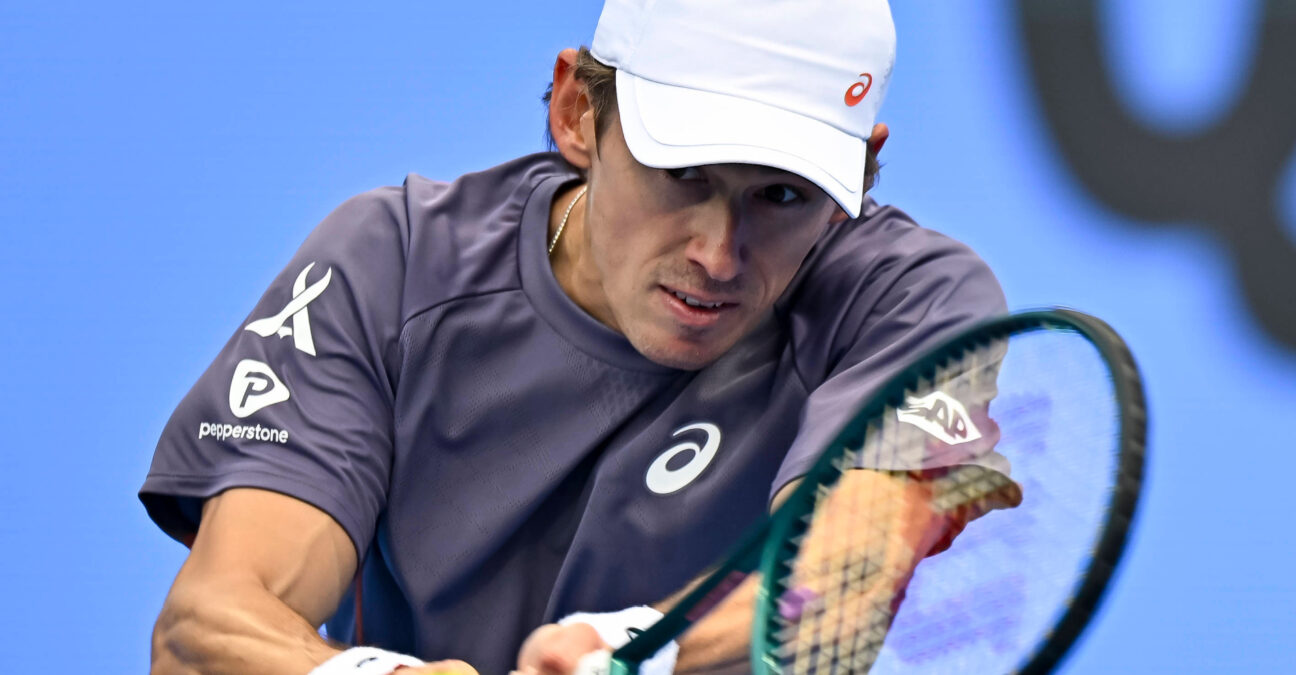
[{"left": 577, "top": 308, "right": 1146, "bottom": 674}]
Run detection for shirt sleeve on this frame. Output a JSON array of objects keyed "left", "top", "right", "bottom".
[
  {"left": 139, "top": 186, "right": 410, "bottom": 557},
  {"left": 770, "top": 217, "right": 1010, "bottom": 501}
]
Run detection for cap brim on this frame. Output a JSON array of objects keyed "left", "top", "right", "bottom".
[{"left": 615, "top": 70, "right": 867, "bottom": 218}]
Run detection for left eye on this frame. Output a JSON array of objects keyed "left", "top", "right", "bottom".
[
  {"left": 665, "top": 167, "right": 704, "bottom": 181},
  {"left": 759, "top": 185, "right": 804, "bottom": 204}
]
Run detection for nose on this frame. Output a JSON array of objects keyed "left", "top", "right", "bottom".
[{"left": 685, "top": 200, "right": 746, "bottom": 283}]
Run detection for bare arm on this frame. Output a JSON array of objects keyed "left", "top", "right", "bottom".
[
  {"left": 151, "top": 488, "right": 356, "bottom": 675},
  {"left": 519, "top": 467, "right": 1016, "bottom": 674},
  {"left": 670, "top": 469, "right": 965, "bottom": 673}
]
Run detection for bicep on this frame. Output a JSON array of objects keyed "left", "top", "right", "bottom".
[{"left": 181, "top": 487, "right": 357, "bottom": 627}]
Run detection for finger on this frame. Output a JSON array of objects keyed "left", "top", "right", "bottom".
[
  {"left": 536, "top": 623, "right": 608, "bottom": 675},
  {"left": 419, "top": 659, "right": 480, "bottom": 675},
  {"left": 517, "top": 624, "right": 562, "bottom": 670}
]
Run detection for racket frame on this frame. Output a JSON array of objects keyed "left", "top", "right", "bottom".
[
  {"left": 751, "top": 309, "right": 1147, "bottom": 674},
  {"left": 603, "top": 309, "right": 1146, "bottom": 675}
]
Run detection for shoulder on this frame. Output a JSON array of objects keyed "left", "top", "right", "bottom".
[
  {"left": 318, "top": 153, "right": 571, "bottom": 253},
  {"left": 403, "top": 154, "right": 574, "bottom": 307},
  {"left": 792, "top": 198, "right": 1001, "bottom": 305},
  {"left": 309, "top": 153, "right": 577, "bottom": 318},
  {"left": 778, "top": 198, "right": 1006, "bottom": 379}
]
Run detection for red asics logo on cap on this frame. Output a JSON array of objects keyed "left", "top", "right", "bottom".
[{"left": 844, "top": 73, "right": 873, "bottom": 107}]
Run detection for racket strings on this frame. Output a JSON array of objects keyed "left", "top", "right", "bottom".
[
  {"left": 875, "top": 330, "right": 1122, "bottom": 672},
  {"left": 786, "top": 440, "right": 907, "bottom": 671},
  {"left": 776, "top": 390, "right": 920, "bottom": 672},
  {"left": 771, "top": 345, "right": 1011, "bottom": 674}
]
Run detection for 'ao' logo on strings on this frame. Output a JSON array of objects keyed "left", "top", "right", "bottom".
[{"left": 897, "top": 391, "right": 982, "bottom": 445}]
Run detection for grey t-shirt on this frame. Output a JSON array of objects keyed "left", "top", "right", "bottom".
[{"left": 140, "top": 153, "right": 1006, "bottom": 673}]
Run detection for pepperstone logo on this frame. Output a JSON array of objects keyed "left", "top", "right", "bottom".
[
  {"left": 1016, "top": 0, "right": 1296, "bottom": 349},
  {"left": 197, "top": 421, "right": 289, "bottom": 444},
  {"left": 646, "top": 422, "right": 722, "bottom": 495},
  {"left": 245, "top": 262, "right": 334, "bottom": 356},
  {"left": 897, "top": 391, "right": 982, "bottom": 446},
  {"left": 229, "top": 359, "right": 290, "bottom": 418}
]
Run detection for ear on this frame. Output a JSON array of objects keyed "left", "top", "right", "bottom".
[
  {"left": 869, "top": 122, "right": 890, "bottom": 157},
  {"left": 828, "top": 207, "right": 851, "bottom": 225},
  {"left": 548, "top": 48, "right": 596, "bottom": 170}
]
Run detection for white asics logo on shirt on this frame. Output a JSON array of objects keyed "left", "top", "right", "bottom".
[
  {"left": 897, "top": 391, "right": 982, "bottom": 445},
  {"left": 229, "top": 359, "right": 290, "bottom": 418},
  {"left": 646, "top": 422, "right": 722, "bottom": 495},
  {"left": 244, "top": 262, "right": 333, "bottom": 356}
]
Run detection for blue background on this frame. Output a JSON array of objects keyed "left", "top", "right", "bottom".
[{"left": 2, "top": 1, "right": 1292, "bottom": 671}]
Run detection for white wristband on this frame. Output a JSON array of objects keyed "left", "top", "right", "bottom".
[
  {"left": 311, "top": 646, "right": 425, "bottom": 675},
  {"left": 560, "top": 606, "right": 678, "bottom": 675}
]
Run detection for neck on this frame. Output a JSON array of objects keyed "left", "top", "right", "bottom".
[{"left": 547, "top": 184, "right": 620, "bottom": 333}]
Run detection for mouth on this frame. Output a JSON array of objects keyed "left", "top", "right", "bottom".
[{"left": 659, "top": 285, "right": 739, "bottom": 327}]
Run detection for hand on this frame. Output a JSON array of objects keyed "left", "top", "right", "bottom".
[
  {"left": 514, "top": 622, "right": 609, "bottom": 675},
  {"left": 401, "top": 659, "right": 480, "bottom": 675}
]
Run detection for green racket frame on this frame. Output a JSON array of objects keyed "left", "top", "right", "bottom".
[
  {"left": 606, "top": 309, "right": 1146, "bottom": 675},
  {"left": 751, "top": 309, "right": 1146, "bottom": 674}
]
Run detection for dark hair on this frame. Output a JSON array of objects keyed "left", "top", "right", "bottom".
[{"left": 542, "top": 47, "right": 881, "bottom": 194}]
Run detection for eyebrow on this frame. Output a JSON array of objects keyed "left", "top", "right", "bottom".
[{"left": 711, "top": 163, "right": 812, "bottom": 184}]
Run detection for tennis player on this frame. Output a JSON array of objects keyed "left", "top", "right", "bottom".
[{"left": 141, "top": 1, "right": 1014, "bottom": 673}]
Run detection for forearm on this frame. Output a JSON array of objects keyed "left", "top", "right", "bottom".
[
  {"left": 152, "top": 574, "right": 341, "bottom": 675},
  {"left": 523, "top": 469, "right": 1010, "bottom": 674},
  {"left": 668, "top": 562, "right": 905, "bottom": 674},
  {"left": 668, "top": 576, "right": 758, "bottom": 675},
  {"left": 670, "top": 470, "right": 951, "bottom": 674},
  {"left": 151, "top": 489, "right": 358, "bottom": 675}
]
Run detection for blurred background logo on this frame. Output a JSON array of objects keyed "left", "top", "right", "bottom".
[{"left": 1018, "top": 0, "right": 1296, "bottom": 349}]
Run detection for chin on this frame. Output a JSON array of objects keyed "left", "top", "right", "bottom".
[
  {"left": 630, "top": 334, "right": 734, "bottom": 371},
  {"left": 642, "top": 351, "right": 716, "bottom": 371}
]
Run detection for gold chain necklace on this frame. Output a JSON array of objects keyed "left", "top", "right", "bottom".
[{"left": 548, "top": 184, "right": 588, "bottom": 256}]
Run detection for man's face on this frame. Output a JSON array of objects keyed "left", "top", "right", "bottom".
[{"left": 561, "top": 112, "right": 844, "bottom": 370}]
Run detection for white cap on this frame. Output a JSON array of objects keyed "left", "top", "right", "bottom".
[{"left": 591, "top": 0, "right": 896, "bottom": 218}]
